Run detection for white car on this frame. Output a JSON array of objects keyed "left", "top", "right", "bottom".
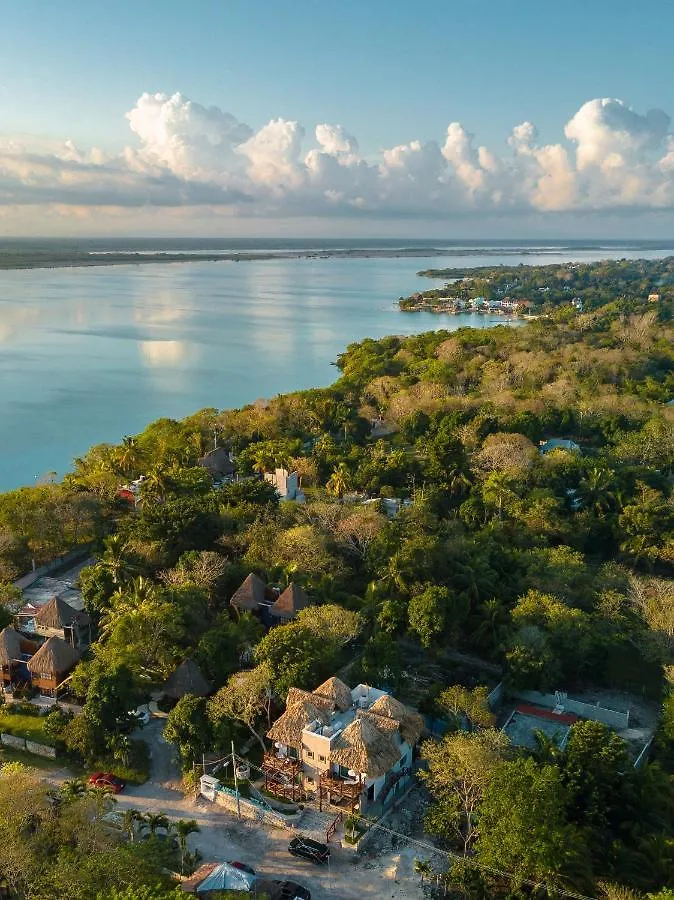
[{"left": 133, "top": 705, "right": 151, "bottom": 726}]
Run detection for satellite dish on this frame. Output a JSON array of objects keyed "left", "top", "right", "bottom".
[
  {"left": 274, "top": 742, "right": 281, "bottom": 748},
  {"left": 348, "top": 769, "right": 357, "bottom": 777}
]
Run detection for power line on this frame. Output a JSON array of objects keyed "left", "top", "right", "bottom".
[{"left": 215, "top": 751, "right": 598, "bottom": 900}]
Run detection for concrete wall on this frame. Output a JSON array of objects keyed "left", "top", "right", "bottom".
[
  {"left": 14, "top": 547, "right": 92, "bottom": 590},
  {"left": 514, "top": 690, "right": 630, "bottom": 729},
  {"left": 203, "top": 783, "right": 304, "bottom": 829},
  {"left": 1, "top": 733, "right": 56, "bottom": 758}
]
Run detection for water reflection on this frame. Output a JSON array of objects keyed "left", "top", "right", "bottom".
[{"left": 140, "top": 339, "right": 190, "bottom": 368}]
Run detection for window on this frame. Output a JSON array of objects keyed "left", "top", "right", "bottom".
[
  {"left": 319, "top": 754, "right": 326, "bottom": 763},
  {"left": 287, "top": 746, "right": 298, "bottom": 759},
  {"left": 306, "top": 776, "right": 314, "bottom": 784},
  {"left": 305, "top": 750, "right": 314, "bottom": 760},
  {"left": 339, "top": 765, "right": 351, "bottom": 778}
]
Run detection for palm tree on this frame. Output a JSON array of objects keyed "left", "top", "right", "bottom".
[
  {"left": 532, "top": 729, "right": 563, "bottom": 765},
  {"left": 413, "top": 858, "right": 433, "bottom": 884},
  {"left": 110, "top": 734, "right": 132, "bottom": 767},
  {"left": 577, "top": 466, "right": 618, "bottom": 517},
  {"left": 60, "top": 779, "right": 87, "bottom": 803},
  {"left": 116, "top": 436, "right": 143, "bottom": 476},
  {"left": 121, "top": 808, "right": 143, "bottom": 842},
  {"left": 472, "top": 597, "right": 509, "bottom": 651},
  {"left": 143, "top": 811, "right": 170, "bottom": 837},
  {"left": 99, "top": 534, "right": 136, "bottom": 586},
  {"left": 141, "top": 465, "right": 169, "bottom": 503},
  {"left": 173, "top": 818, "right": 201, "bottom": 874},
  {"left": 326, "top": 463, "right": 350, "bottom": 500}
]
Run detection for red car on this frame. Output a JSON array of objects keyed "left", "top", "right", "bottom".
[{"left": 87, "top": 772, "right": 126, "bottom": 794}]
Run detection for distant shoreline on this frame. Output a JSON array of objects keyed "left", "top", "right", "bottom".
[{"left": 0, "top": 247, "right": 461, "bottom": 272}]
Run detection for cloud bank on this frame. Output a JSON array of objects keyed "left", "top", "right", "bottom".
[{"left": 3, "top": 93, "right": 674, "bottom": 221}]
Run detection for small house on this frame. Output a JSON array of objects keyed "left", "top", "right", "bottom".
[
  {"left": 33, "top": 596, "right": 91, "bottom": 649},
  {"left": 26, "top": 636, "right": 79, "bottom": 697},
  {"left": 539, "top": 438, "right": 581, "bottom": 455},
  {"left": 163, "top": 658, "right": 212, "bottom": 701},
  {"left": 198, "top": 447, "right": 235, "bottom": 482},
  {"left": 269, "top": 583, "right": 310, "bottom": 624},
  {"left": 0, "top": 626, "right": 38, "bottom": 690},
  {"left": 230, "top": 573, "right": 278, "bottom": 625}
]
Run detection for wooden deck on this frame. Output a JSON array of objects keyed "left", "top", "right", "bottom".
[
  {"left": 262, "top": 751, "right": 303, "bottom": 802},
  {"left": 318, "top": 773, "right": 363, "bottom": 812}
]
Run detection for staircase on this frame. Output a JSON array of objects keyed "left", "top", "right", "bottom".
[{"left": 376, "top": 766, "right": 411, "bottom": 808}]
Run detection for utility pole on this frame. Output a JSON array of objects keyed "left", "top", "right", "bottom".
[{"left": 231, "top": 741, "right": 241, "bottom": 820}]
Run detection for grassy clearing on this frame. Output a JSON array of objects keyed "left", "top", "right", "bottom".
[{"left": 0, "top": 710, "right": 50, "bottom": 744}]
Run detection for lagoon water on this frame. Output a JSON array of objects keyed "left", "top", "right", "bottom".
[{"left": 1, "top": 240, "right": 672, "bottom": 489}]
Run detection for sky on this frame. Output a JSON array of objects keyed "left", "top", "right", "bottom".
[{"left": 2, "top": 0, "right": 674, "bottom": 237}]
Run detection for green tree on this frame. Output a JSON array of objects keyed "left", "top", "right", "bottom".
[
  {"left": 165, "top": 695, "right": 213, "bottom": 769},
  {"left": 408, "top": 584, "right": 450, "bottom": 649},
  {"left": 437, "top": 684, "right": 495, "bottom": 730},
  {"left": 208, "top": 663, "right": 273, "bottom": 752},
  {"left": 475, "top": 756, "right": 590, "bottom": 894},
  {"left": 421, "top": 728, "right": 509, "bottom": 854}
]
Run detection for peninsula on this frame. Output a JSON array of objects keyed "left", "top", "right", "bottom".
[{"left": 399, "top": 255, "right": 674, "bottom": 315}]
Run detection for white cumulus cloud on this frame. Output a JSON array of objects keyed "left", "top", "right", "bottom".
[{"left": 3, "top": 93, "right": 674, "bottom": 221}]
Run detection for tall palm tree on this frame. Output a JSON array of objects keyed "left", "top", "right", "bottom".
[
  {"left": 173, "top": 819, "right": 201, "bottom": 874},
  {"left": 116, "top": 436, "right": 143, "bottom": 476},
  {"left": 326, "top": 463, "right": 350, "bottom": 500},
  {"left": 100, "top": 534, "right": 136, "bottom": 586},
  {"left": 143, "top": 812, "right": 170, "bottom": 836}
]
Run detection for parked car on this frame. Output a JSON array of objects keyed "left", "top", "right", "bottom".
[
  {"left": 253, "top": 879, "right": 310, "bottom": 900},
  {"left": 228, "top": 860, "right": 256, "bottom": 875},
  {"left": 87, "top": 772, "right": 126, "bottom": 794},
  {"left": 288, "top": 836, "right": 330, "bottom": 865},
  {"left": 133, "top": 705, "right": 151, "bottom": 726}
]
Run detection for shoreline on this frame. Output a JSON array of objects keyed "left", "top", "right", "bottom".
[{"left": 0, "top": 246, "right": 458, "bottom": 272}]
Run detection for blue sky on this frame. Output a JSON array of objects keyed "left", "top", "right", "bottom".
[{"left": 1, "top": 0, "right": 674, "bottom": 235}]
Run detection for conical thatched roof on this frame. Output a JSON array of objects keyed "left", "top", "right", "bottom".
[
  {"left": 163, "top": 658, "right": 212, "bottom": 699},
  {"left": 367, "top": 694, "right": 424, "bottom": 745},
  {"left": 313, "top": 676, "right": 353, "bottom": 712},
  {"left": 230, "top": 573, "right": 273, "bottom": 611},
  {"left": 0, "top": 626, "right": 22, "bottom": 667},
  {"left": 267, "top": 697, "right": 331, "bottom": 748},
  {"left": 270, "top": 583, "right": 310, "bottom": 620},
  {"left": 331, "top": 716, "right": 400, "bottom": 778},
  {"left": 34, "top": 596, "right": 89, "bottom": 630},
  {"left": 27, "top": 636, "right": 79, "bottom": 678}
]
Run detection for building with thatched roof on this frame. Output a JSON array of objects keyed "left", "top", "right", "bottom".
[
  {"left": 269, "top": 582, "right": 310, "bottom": 623},
  {"left": 0, "top": 626, "right": 22, "bottom": 687},
  {"left": 313, "top": 676, "right": 353, "bottom": 712},
  {"left": 26, "top": 636, "right": 79, "bottom": 696},
  {"left": 163, "top": 659, "right": 212, "bottom": 700},
  {"left": 33, "top": 596, "right": 91, "bottom": 648},
  {"left": 229, "top": 573, "right": 277, "bottom": 620},
  {"left": 198, "top": 447, "right": 235, "bottom": 481},
  {"left": 264, "top": 678, "right": 422, "bottom": 812}
]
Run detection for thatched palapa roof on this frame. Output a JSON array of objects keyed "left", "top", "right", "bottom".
[
  {"left": 27, "top": 636, "right": 79, "bottom": 678},
  {"left": 331, "top": 716, "right": 400, "bottom": 778},
  {"left": 313, "top": 676, "right": 353, "bottom": 712},
  {"left": 0, "top": 626, "right": 22, "bottom": 667},
  {"left": 367, "top": 694, "right": 424, "bottom": 746},
  {"left": 267, "top": 697, "right": 331, "bottom": 748},
  {"left": 163, "top": 658, "right": 212, "bottom": 699},
  {"left": 230, "top": 573, "right": 274, "bottom": 611},
  {"left": 270, "top": 583, "right": 310, "bottom": 620},
  {"left": 34, "top": 596, "right": 89, "bottom": 630}
]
